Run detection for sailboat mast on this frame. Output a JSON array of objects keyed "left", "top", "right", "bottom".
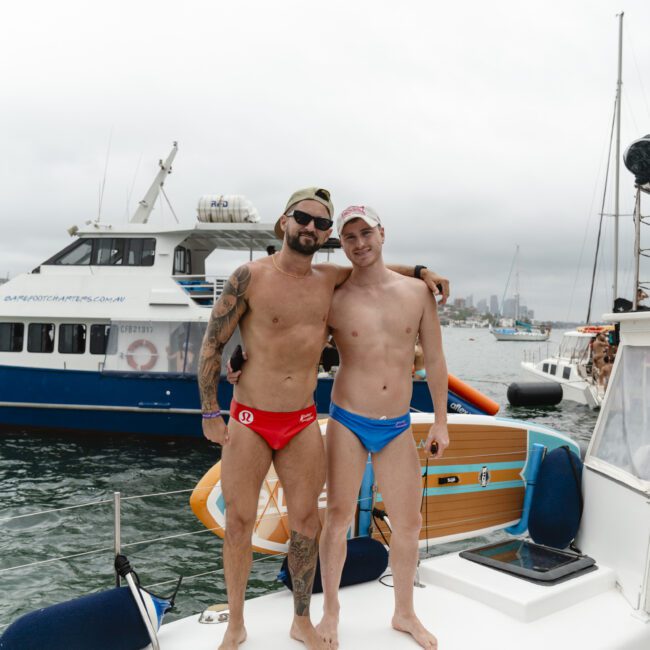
[
  {"left": 515, "top": 245, "right": 520, "bottom": 321},
  {"left": 613, "top": 12, "right": 623, "bottom": 301}
]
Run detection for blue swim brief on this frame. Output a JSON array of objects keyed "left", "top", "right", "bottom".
[{"left": 329, "top": 402, "right": 411, "bottom": 453}]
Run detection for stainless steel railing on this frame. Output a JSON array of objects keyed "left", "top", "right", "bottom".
[
  {"left": 0, "top": 485, "right": 281, "bottom": 630},
  {"left": 172, "top": 275, "right": 229, "bottom": 306}
]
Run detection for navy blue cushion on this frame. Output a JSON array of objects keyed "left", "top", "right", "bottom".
[
  {"left": 0, "top": 587, "right": 151, "bottom": 650},
  {"left": 279, "top": 536, "right": 388, "bottom": 593},
  {"left": 528, "top": 446, "right": 583, "bottom": 549}
]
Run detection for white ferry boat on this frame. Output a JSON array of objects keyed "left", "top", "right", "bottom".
[
  {"left": 0, "top": 144, "right": 279, "bottom": 437},
  {"left": 0, "top": 144, "right": 489, "bottom": 438}
]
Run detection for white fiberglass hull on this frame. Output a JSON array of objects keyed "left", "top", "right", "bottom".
[
  {"left": 158, "top": 553, "right": 649, "bottom": 650},
  {"left": 520, "top": 360, "right": 601, "bottom": 408},
  {"left": 491, "top": 331, "right": 550, "bottom": 342}
]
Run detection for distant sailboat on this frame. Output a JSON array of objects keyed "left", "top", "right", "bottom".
[
  {"left": 521, "top": 13, "right": 637, "bottom": 407},
  {"left": 490, "top": 245, "right": 550, "bottom": 342}
]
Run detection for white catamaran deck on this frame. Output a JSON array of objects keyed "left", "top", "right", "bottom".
[{"left": 158, "top": 554, "right": 647, "bottom": 649}]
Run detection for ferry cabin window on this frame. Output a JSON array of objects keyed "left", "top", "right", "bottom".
[
  {"left": 58, "top": 324, "right": 86, "bottom": 354},
  {"left": 125, "top": 239, "right": 155, "bottom": 266},
  {"left": 50, "top": 239, "right": 94, "bottom": 265},
  {"left": 46, "top": 238, "right": 155, "bottom": 266},
  {"left": 592, "top": 346, "right": 650, "bottom": 481},
  {"left": 0, "top": 322, "right": 24, "bottom": 352},
  {"left": 90, "top": 324, "right": 110, "bottom": 355},
  {"left": 93, "top": 239, "right": 125, "bottom": 265},
  {"left": 173, "top": 246, "right": 192, "bottom": 275},
  {"left": 27, "top": 323, "right": 55, "bottom": 353}
]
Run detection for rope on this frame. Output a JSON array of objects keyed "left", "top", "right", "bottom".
[
  {"left": 120, "top": 487, "right": 206, "bottom": 502},
  {"left": 122, "top": 527, "right": 221, "bottom": 550},
  {"left": 0, "top": 498, "right": 113, "bottom": 524},
  {"left": 143, "top": 552, "right": 283, "bottom": 590},
  {"left": 587, "top": 97, "right": 617, "bottom": 322},
  {"left": 160, "top": 186, "right": 179, "bottom": 223},
  {"left": 0, "top": 545, "right": 115, "bottom": 575},
  {"left": 0, "top": 485, "right": 218, "bottom": 524}
]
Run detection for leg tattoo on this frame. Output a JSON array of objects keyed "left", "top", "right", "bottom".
[{"left": 288, "top": 530, "right": 319, "bottom": 617}]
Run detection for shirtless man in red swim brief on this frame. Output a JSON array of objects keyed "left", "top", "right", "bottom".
[{"left": 198, "top": 187, "right": 449, "bottom": 650}]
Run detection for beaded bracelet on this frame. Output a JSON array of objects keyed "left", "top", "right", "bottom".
[{"left": 202, "top": 411, "right": 222, "bottom": 419}]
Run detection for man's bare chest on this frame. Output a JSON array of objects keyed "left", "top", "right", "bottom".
[
  {"left": 247, "top": 276, "right": 333, "bottom": 329},
  {"left": 331, "top": 289, "right": 422, "bottom": 337}
]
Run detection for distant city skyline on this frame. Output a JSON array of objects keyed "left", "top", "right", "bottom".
[{"left": 459, "top": 293, "right": 535, "bottom": 321}]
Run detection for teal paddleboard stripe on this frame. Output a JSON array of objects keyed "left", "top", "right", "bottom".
[
  {"left": 375, "top": 479, "right": 524, "bottom": 502},
  {"left": 421, "top": 461, "right": 524, "bottom": 475}
]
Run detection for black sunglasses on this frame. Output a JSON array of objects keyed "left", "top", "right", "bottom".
[{"left": 286, "top": 210, "right": 333, "bottom": 231}]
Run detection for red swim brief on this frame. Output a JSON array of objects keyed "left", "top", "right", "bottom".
[{"left": 229, "top": 399, "right": 317, "bottom": 450}]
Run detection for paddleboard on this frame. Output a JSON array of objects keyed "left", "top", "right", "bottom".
[
  {"left": 190, "top": 413, "right": 579, "bottom": 554},
  {"left": 372, "top": 413, "right": 579, "bottom": 546}
]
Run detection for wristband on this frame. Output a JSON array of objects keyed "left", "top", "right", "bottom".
[
  {"left": 202, "top": 410, "right": 222, "bottom": 419},
  {"left": 414, "top": 265, "right": 427, "bottom": 279}
]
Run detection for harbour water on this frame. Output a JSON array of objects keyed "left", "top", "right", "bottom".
[{"left": 0, "top": 326, "right": 598, "bottom": 629}]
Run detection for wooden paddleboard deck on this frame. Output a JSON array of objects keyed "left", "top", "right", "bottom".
[
  {"left": 190, "top": 414, "right": 579, "bottom": 554},
  {"left": 373, "top": 420, "right": 528, "bottom": 544}
]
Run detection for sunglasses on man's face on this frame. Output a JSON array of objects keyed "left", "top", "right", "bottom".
[{"left": 286, "top": 210, "right": 333, "bottom": 231}]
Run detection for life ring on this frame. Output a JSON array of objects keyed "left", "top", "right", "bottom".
[
  {"left": 126, "top": 339, "right": 158, "bottom": 371},
  {"left": 577, "top": 325, "right": 614, "bottom": 334}
]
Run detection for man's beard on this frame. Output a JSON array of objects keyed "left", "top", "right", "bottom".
[{"left": 286, "top": 231, "right": 323, "bottom": 255}]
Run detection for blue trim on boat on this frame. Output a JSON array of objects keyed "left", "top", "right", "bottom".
[
  {"left": 421, "top": 461, "right": 524, "bottom": 475},
  {"left": 375, "top": 479, "right": 525, "bottom": 501}
]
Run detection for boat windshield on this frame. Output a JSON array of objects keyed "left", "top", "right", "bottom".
[
  {"left": 590, "top": 346, "right": 650, "bottom": 483},
  {"left": 557, "top": 335, "right": 591, "bottom": 361}
]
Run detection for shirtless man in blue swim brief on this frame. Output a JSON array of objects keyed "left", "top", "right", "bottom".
[{"left": 317, "top": 205, "right": 449, "bottom": 649}]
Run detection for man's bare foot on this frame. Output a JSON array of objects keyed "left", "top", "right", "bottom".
[
  {"left": 291, "top": 615, "right": 330, "bottom": 649},
  {"left": 316, "top": 612, "right": 339, "bottom": 649},
  {"left": 218, "top": 621, "right": 247, "bottom": 649},
  {"left": 392, "top": 613, "right": 437, "bottom": 649}
]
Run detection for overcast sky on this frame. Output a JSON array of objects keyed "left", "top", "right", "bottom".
[{"left": 2, "top": 0, "right": 650, "bottom": 321}]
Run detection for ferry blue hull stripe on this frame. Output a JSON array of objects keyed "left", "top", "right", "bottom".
[{"left": 0, "top": 364, "right": 471, "bottom": 437}]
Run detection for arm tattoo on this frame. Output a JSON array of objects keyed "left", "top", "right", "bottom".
[
  {"left": 287, "top": 530, "right": 319, "bottom": 617},
  {"left": 198, "top": 265, "right": 251, "bottom": 412}
]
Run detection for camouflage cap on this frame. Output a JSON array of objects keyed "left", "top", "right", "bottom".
[{"left": 274, "top": 187, "right": 334, "bottom": 239}]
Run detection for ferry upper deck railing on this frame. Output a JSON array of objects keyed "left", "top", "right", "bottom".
[
  {"left": 521, "top": 341, "right": 554, "bottom": 365},
  {"left": 173, "top": 274, "right": 229, "bottom": 306}
]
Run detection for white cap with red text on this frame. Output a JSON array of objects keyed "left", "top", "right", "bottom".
[{"left": 336, "top": 205, "right": 381, "bottom": 234}]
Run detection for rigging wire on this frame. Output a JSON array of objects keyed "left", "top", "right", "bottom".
[
  {"left": 586, "top": 99, "right": 617, "bottom": 322},
  {"left": 97, "top": 128, "right": 113, "bottom": 222},
  {"left": 161, "top": 185, "right": 180, "bottom": 223},
  {"left": 499, "top": 246, "right": 518, "bottom": 317},
  {"left": 625, "top": 23, "right": 650, "bottom": 124},
  {"left": 126, "top": 152, "right": 143, "bottom": 221},
  {"left": 565, "top": 106, "right": 615, "bottom": 322}
]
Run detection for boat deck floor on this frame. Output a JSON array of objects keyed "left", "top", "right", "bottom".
[{"left": 159, "top": 553, "right": 650, "bottom": 649}]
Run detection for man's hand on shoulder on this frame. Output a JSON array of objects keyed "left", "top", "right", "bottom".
[
  {"left": 426, "top": 421, "right": 449, "bottom": 459},
  {"left": 320, "top": 263, "right": 352, "bottom": 288},
  {"left": 202, "top": 417, "right": 229, "bottom": 445},
  {"left": 421, "top": 269, "right": 450, "bottom": 304}
]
